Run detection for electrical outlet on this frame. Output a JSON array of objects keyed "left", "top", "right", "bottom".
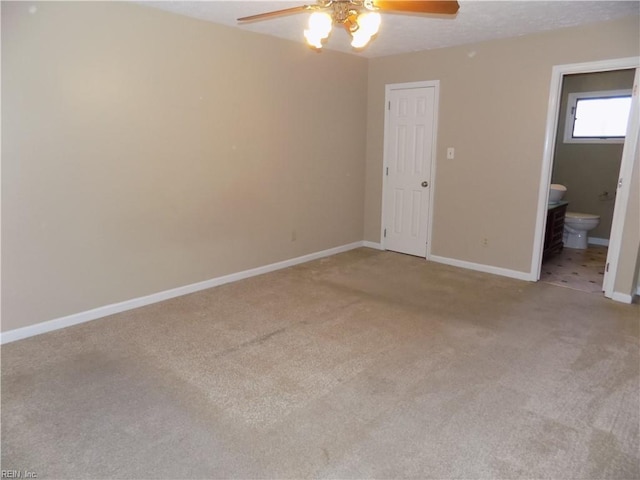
[
  {"left": 447, "top": 147, "right": 455, "bottom": 160},
  {"left": 481, "top": 237, "right": 488, "bottom": 247}
]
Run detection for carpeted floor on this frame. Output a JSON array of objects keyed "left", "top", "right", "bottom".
[{"left": 2, "top": 248, "right": 639, "bottom": 479}]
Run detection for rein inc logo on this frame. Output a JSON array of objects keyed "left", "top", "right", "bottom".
[{"left": 1, "top": 471, "right": 37, "bottom": 479}]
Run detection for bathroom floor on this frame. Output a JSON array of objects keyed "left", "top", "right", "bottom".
[{"left": 540, "top": 245, "right": 607, "bottom": 294}]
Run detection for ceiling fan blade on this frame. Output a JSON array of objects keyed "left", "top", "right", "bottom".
[
  {"left": 237, "top": 5, "right": 313, "bottom": 23},
  {"left": 371, "top": 1, "right": 459, "bottom": 15}
]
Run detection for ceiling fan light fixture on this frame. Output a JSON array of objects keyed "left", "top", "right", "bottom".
[
  {"left": 304, "top": 11, "right": 333, "bottom": 48},
  {"left": 309, "top": 11, "right": 333, "bottom": 34},
  {"left": 356, "top": 11, "right": 381, "bottom": 36},
  {"left": 304, "top": 29, "right": 323, "bottom": 48},
  {"left": 350, "top": 29, "right": 372, "bottom": 48},
  {"left": 238, "top": 1, "right": 460, "bottom": 52},
  {"left": 349, "top": 11, "right": 380, "bottom": 48}
]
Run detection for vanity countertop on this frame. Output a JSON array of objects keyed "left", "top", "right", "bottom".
[{"left": 548, "top": 200, "right": 568, "bottom": 210}]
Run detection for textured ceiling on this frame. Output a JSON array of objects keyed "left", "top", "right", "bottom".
[{"left": 139, "top": 1, "right": 640, "bottom": 58}]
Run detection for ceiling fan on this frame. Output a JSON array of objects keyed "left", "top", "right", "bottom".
[{"left": 238, "top": 0, "right": 460, "bottom": 50}]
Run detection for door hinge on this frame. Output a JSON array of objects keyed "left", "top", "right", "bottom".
[
  {"left": 606, "top": 263, "right": 609, "bottom": 272},
  {"left": 388, "top": 101, "right": 391, "bottom": 110},
  {"left": 386, "top": 167, "right": 389, "bottom": 176},
  {"left": 384, "top": 228, "right": 387, "bottom": 238},
  {"left": 618, "top": 178, "right": 623, "bottom": 189}
]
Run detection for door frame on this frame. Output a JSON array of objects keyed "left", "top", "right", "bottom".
[
  {"left": 380, "top": 80, "right": 440, "bottom": 258},
  {"left": 532, "top": 57, "right": 639, "bottom": 300}
]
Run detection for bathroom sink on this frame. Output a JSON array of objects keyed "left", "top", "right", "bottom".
[{"left": 549, "top": 184, "right": 566, "bottom": 204}]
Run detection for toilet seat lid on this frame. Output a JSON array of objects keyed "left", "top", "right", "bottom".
[{"left": 566, "top": 211, "right": 599, "bottom": 220}]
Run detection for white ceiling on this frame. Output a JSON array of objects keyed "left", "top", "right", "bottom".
[{"left": 139, "top": 1, "right": 640, "bottom": 58}]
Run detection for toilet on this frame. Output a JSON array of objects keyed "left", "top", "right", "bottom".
[{"left": 563, "top": 212, "right": 600, "bottom": 249}]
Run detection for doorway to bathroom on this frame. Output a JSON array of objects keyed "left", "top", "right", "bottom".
[
  {"left": 541, "top": 68, "right": 635, "bottom": 294},
  {"left": 533, "top": 57, "right": 639, "bottom": 300}
]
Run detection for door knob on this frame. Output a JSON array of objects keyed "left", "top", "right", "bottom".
[{"left": 421, "top": 181, "right": 429, "bottom": 187}]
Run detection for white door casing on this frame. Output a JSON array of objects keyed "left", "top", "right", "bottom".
[
  {"left": 534, "top": 57, "right": 639, "bottom": 302},
  {"left": 382, "top": 82, "right": 439, "bottom": 257}
]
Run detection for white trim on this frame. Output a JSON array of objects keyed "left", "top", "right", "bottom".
[
  {"left": 426, "top": 85, "right": 440, "bottom": 261},
  {"left": 588, "top": 237, "right": 610, "bottom": 247},
  {"left": 362, "top": 241, "right": 384, "bottom": 250},
  {"left": 429, "top": 254, "right": 532, "bottom": 282},
  {"left": 533, "top": 57, "right": 640, "bottom": 289},
  {"left": 0, "top": 241, "right": 365, "bottom": 345},
  {"left": 381, "top": 80, "right": 440, "bottom": 256},
  {"left": 610, "top": 291, "right": 634, "bottom": 304}
]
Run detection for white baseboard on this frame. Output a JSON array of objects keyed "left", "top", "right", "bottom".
[
  {"left": 429, "top": 254, "right": 533, "bottom": 282},
  {"left": 610, "top": 291, "right": 634, "bottom": 304},
  {"left": 588, "top": 237, "right": 610, "bottom": 247},
  {"left": 362, "top": 241, "right": 383, "bottom": 250},
  {"left": 0, "top": 241, "right": 365, "bottom": 345}
]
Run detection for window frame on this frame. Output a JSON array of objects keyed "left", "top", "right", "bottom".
[{"left": 563, "top": 89, "right": 632, "bottom": 144}]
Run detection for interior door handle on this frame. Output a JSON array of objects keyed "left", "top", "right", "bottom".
[{"left": 421, "top": 181, "right": 429, "bottom": 187}]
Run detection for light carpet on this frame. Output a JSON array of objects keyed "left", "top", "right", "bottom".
[{"left": 2, "top": 248, "right": 639, "bottom": 479}]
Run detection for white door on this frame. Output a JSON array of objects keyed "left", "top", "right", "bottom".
[
  {"left": 603, "top": 67, "right": 640, "bottom": 298},
  {"left": 383, "top": 83, "right": 437, "bottom": 257}
]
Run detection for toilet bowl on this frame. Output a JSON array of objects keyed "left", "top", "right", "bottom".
[{"left": 563, "top": 212, "right": 600, "bottom": 249}]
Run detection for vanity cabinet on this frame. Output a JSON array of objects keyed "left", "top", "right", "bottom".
[{"left": 543, "top": 202, "right": 568, "bottom": 260}]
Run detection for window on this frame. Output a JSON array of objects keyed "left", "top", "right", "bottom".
[{"left": 564, "top": 89, "right": 632, "bottom": 144}]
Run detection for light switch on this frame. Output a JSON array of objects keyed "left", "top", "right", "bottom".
[{"left": 447, "top": 147, "right": 455, "bottom": 160}]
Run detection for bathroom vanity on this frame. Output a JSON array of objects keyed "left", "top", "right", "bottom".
[{"left": 543, "top": 201, "right": 568, "bottom": 260}]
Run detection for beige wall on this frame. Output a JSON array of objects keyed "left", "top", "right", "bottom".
[
  {"left": 552, "top": 70, "right": 635, "bottom": 240},
  {"left": 1, "top": 2, "right": 368, "bottom": 332},
  {"left": 3, "top": 4, "right": 639, "bottom": 334},
  {"left": 365, "top": 16, "right": 640, "bottom": 273}
]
